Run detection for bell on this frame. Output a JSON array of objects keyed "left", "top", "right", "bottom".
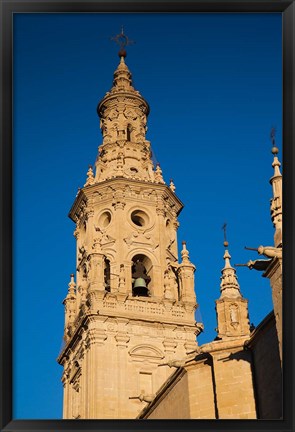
[
  {"left": 134, "top": 277, "right": 147, "bottom": 288},
  {"left": 133, "top": 277, "right": 148, "bottom": 297}
]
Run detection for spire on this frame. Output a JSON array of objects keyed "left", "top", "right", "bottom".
[
  {"left": 112, "top": 55, "right": 134, "bottom": 92},
  {"left": 63, "top": 274, "right": 77, "bottom": 335},
  {"left": 269, "top": 129, "right": 282, "bottom": 247},
  {"left": 109, "top": 28, "right": 136, "bottom": 93},
  {"left": 154, "top": 163, "right": 165, "bottom": 184},
  {"left": 67, "top": 273, "right": 76, "bottom": 297},
  {"left": 84, "top": 165, "right": 95, "bottom": 187},
  {"left": 169, "top": 179, "right": 176, "bottom": 192},
  {"left": 177, "top": 241, "right": 197, "bottom": 304},
  {"left": 215, "top": 225, "right": 250, "bottom": 339},
  {"left": 219, "top": 225, "right": 241, "bottom": 299},
  {"left": 94, "top": 31, "right": 154, "bottom": 183},
  {"left": 181, "top": 241, "right": 191, "bottom": 264}
]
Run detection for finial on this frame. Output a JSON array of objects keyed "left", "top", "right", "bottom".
[
  {"left": 181, "top": 241, "right": 190, "bottom": 263},
  {"left": 222, "top": 222, "right": 228, "bottom": 248},
  {"left": 154, "top": 163, "right": 165, "bottom": 184},
  {"left": 68, "top": 273, "right": 76, "bottom": 295},
  {"left": 219, "top": 230, "right": 241, "bottom": 296},
  {"left": 169, "top": 179, "right": 176, "bottom": 193},
  {"left": 111, "top": 28, "right": 135, "bottom": 58},
  {"left": 270, "top": 126, "right": 279, "bottom": 154},
  {"left": 84, "top": 165, "right": 95, "bottom": 187},
  {"left": 270, "top": 129, "right": 281, "bottom": 177}
]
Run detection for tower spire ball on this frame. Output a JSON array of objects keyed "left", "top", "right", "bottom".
[{"left": 111, "top": 28, "right": 135, "bottom": 58}]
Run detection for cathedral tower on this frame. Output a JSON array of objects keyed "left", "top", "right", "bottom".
[{"left": 57, "top": 39, "right": 202, "bottom": 419}]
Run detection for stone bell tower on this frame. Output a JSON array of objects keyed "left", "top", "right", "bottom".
[{"left": 57, "top": 35, "right": 202, "bottom": 419}]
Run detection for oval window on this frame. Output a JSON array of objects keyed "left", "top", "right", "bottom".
[
  {"left": 98, "top": 211, "right": 112, "bottom": 228},
  {"left": 131, "top": 210, "right": 149, "bottom": 227}
]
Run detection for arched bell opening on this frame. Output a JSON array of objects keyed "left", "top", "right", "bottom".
[
  {"left": 131, "top": 254, "right": 152, "bottom": 297},
  {"left": 126, "top": 124, "right": 132, "bottom": 142},
  {"left": 103, "top": 257, "right": 111, "bottom": 292}
]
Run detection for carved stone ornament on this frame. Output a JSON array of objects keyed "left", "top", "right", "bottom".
[
  {"left": 229, "top": 303, "right": 239, "bottom": 328},
  {"left": 115, "top": 331, "right": 130, "bottom": 347}
]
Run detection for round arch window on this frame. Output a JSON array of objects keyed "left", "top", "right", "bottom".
[
  {"left": 98, "top": 210, "right": 112, "bottom": 228},
  {"left": 131, "top": 210, "right": 149, "bottom": 228}
]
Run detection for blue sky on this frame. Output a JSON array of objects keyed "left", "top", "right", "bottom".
[{"left": 13, "top": 13, "right": 282, "bottom": 419}]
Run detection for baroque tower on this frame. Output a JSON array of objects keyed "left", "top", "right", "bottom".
[{"left": 57, "top": 40, "right": 202, "bottom": 419}]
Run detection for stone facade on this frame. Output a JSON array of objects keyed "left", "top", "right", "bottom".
[
  {"left": 140, "top": 358, "right": 216, "bottom": 419},
  {"left": 245, "top": 312, "right": 282, "bottom": 419}
]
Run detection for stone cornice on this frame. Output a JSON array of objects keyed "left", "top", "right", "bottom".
[
  {"left": 97, "top": 91, "right": 150, "bottom": 117},
  {"left": 200, "top": 336, "right": 250, "bottom": 354},
  {"left": 68, "top": 189, "right": 88, "bottom": 224},
  {"left": 57, "top": 295, "right": 198, "bottom": 363},
  {"left": 68, "top": 177, "right": 184, "bottom": 222},
  {"left": 99, "top": 294, "right": 196, "bottom": 325}
]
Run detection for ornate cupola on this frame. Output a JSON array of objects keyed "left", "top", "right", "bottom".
[
  {"left": 95, "top": 41, "right": 154, "bottom": 183},
  {"left": 215, "top": 227, "right": 250, "bottom": 339},
  {"left": 58, "top": 32, "right": 202, "bottom": 419}
]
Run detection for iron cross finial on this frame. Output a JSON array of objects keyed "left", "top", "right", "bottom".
[
  {"left": 270, "top": 127, "right": 276, "bottom": 146},
  {"left": 111, "top": 28, "right": 135, "bottom": 56},
  {"left": 270, "top": 126, "right": 279, "bottom": 155},
  {"left": 222, "top": 222, "right": 228, "bottom": 247}
]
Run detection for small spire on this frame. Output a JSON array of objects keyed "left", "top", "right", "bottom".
[
  {"left": 223, "top": 249, "right": 233, "bottom": 269},
  {"left": 271, "top": 144, "right": 282, "bottom": 178},
  {"left": 169, "top": 179, "right": 176, "bottom": 193},
  {"left": 84, "top": 165, "right": 95, "bottom": 187},
  {"left": 181, "top": 241, "right": 190, "bottom": 263},
  {"left": 154, "top": 163, "right": 165, "bottom": 184},
  {"left": 219, "top": 226, "right": 241, "bottom": 297},
  {"left": 112, "top": 52, "right": 133, "bottom": 92},
  {"left": 270, "top": 128, "right": 282, "bottom": 177},
  {"left": 67, "top": 274, "right": 76, "bottom": 296},
  {"left": 269, "top": 129, "right": 282, "bottom": 247}
]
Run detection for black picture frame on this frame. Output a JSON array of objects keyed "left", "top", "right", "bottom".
[{"left": 1, "top": 1, "right": 294, "bottom": 432}]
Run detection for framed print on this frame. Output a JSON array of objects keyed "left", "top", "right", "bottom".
[{"left": 1, "top": 1, "right": 294, "bottom": 431}]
